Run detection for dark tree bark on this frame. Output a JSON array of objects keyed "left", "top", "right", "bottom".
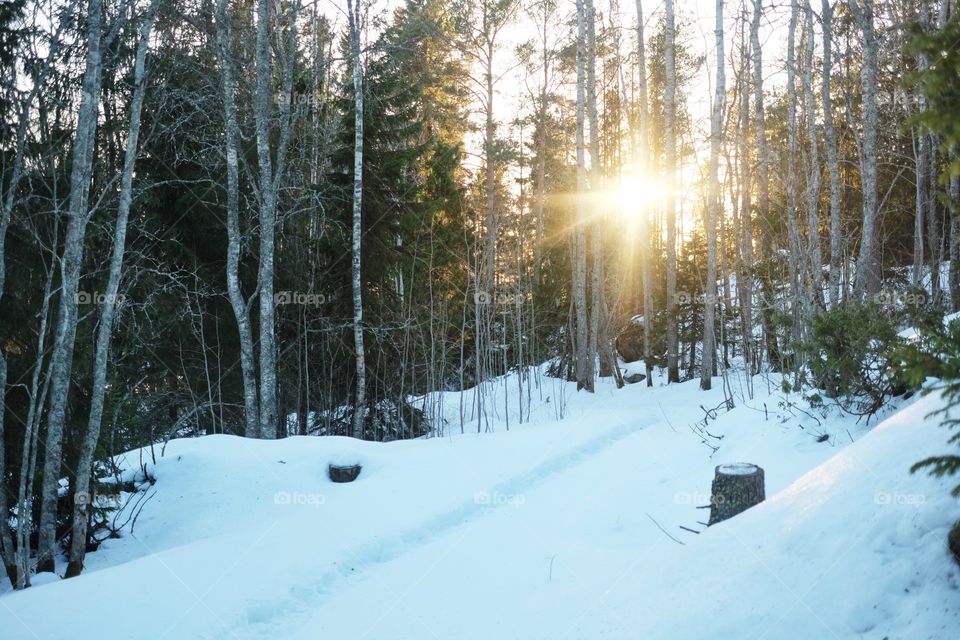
[{"left": 708, "top": 463, "right": 765, "bottom": 525}]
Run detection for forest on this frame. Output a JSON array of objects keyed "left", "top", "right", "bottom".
[{"left": 2, "top": 0, "right": 960, "bottom": 602}]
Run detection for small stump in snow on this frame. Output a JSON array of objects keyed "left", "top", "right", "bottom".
[
  {"left": 948, "top": 520, "right": 960, "bottom": 567},
  {"left": 329, "top": 464, "right": 362, "bottom": 483},
  {"left": 708, "top": 463, "right": 765, "bottom": 525}
]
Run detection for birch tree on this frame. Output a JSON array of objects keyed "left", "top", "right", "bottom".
[
  {"left": 65, "top": 0, "right": 161, "bottom": 578},
  {"left": 634, "top": 0, "right": 654, "bottom": 386},
  {"left": 664, "top": 0, "right": 679, "bottom": 383},
  {"left": 347, "top": 0, "right": 367, "bottom": 438},
  {"left": 36, "top": 0, "right": 106, "bottom": 574},
  {"left": 574, "top": 0, "right": 593, "bottom": 391},
  {"left": 850, "top": 0, "right": 881, "bottom": 299},
  {"left": 802, "top": 0, "right": 822, "bottom": 308},
  {"left": 822, "top": 0, "right": 842, "bottom": 307},
  {"left": 702, "top": 0, "right": 724, "bottom": 391},
  {"left": 215, "top": 0, "right": 260, "bottom": 438}
]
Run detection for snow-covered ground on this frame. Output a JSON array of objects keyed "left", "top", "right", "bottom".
[{"left": 1, "top": 366, "right": 958, "bottom": 639}]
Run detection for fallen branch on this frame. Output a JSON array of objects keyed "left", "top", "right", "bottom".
[{"left": 646, "top": 513, "right": 685, "bottom": 546}]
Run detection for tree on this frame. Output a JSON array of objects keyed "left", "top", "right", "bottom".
[
  {"left": 574, "top": 0, "right": 592, "bottom": 391},
  {"left": 702, "top": 0, "right": 724, "bottom": 391},
  {"left": 850, "top": 0, "right": 881, "bottom": 299},
  {"left": 66, "top": 0, "right": 162, "bottom": 578},
  {"left": 664, "top": 0, "right": 679, "bottom": 383},
  {"left": 36, "top": 0, "right": 107, "bottom": 575},
  {"left": 347, "top": 0, "right": 367, "bottom": 438},
  {"left": 822, "top": 0, "right": 842, "bottom": 307}
]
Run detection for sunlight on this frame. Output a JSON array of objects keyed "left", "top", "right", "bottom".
[{"left": 610, "top": 174, "right": 662, "bottom": 219}]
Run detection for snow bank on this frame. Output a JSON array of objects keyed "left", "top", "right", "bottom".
[{"left": 1, "top": 371, "right": 956, "bottom": 639}]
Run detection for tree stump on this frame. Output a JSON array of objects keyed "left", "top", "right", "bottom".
[
  {"left": 707, "top": 463, "right": 765, "bottom": 525},
  {"left": 948, "top": 520, "right": 960, "bottom": 567},
  {"left": 328, "top": 463, "right": 362, "bottom": 483}
]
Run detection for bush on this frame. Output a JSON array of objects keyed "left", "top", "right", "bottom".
[
  {"left": 899, "top": 314, "right": 960, "bottom": 496},
  {"left": 798, "top": 303, "right": 907, "bottom": 417}
]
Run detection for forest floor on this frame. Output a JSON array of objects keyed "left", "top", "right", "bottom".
[{"left": 1, "top": 363, "right": 958, "bottom": 639}]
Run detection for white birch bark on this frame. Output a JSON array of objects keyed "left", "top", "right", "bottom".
[
  {"left": 347, "top": 0, "right": 367, "bottom": 437},
  {"left": 65, "top": 0, "right": 160, "bottom": 578},
  {"left": 822, "top": 0, "right": 842, "bottom": 307},
  {"left": 802, "top": 0, "right": 822, "bottom": 307},
  {"left": 215, "top": 0, "right": 260, "bottom": 439},
  {"left": 634, "top": 0, "right": 653, "bottom": 386},
  {"left": 254, "top": 0, "right": 278, "bottom": 439},
  {"left": 664, "top": 0, "right": 679, "bottom": 383},
  {"left": 850, "top": 0, "right": 881, "bottom": 299},
  {"left": 36, "top": 0, "right": 105, "bottom": 574},
  {"left": 574, "top": 0, "right": 592, "bottom": 392},
  {"left": 702, "top": 0, "right": 724, "bottom": 391}
]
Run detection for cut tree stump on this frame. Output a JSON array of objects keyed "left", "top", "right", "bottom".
[
  {"left": 328, "top": 464, "right": 362, "bottom": 483},
  {"left": 707, "top": 463, "right": 765, "bottom": 525}
]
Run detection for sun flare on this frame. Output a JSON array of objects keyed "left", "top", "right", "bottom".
[{"left": 610, "top": 174, "right": 662, "bottom": 217}]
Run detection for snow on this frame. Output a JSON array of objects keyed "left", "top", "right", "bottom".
[
  {"left": 1, "top": 367, "right": 958, "bottom": 639},
  {"left": 717, "top": 462, "right": 759, "bottom": 475}
]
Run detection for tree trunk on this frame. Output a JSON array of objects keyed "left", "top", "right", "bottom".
[
  {"left": 702, "top": 0, "right": 724, "bottom": 391},
  {"left": 348, "top": 0, "right": 367, "bottom": 438},
  {"left": 586, "top": 0, "right": 608, "bottom": 381},
  {"left": 802, "top": 0, "right": 822, "bottom": 309},
  {"left": 634, "top": 0, "right": 654, "bottom": 387},
  {"left": 37, "top": 0, "right": 105, "bottom": 574},
  {"left": 708, "top": 463, "right": 765, "bottom": 525},
  {"left": 65, "top": 0, "right": 161, "bottom": 579},
  {"left": 851, "top": 0, "right": 881, "bottom": 299},
  {"left": 574, "top": 0, "right": 593, "bottom": 392},
  {"left": 822, "top": 0, "right": 842, "bottom": 307},
  {"left": 664, "top": 0, "right": 679, "bottom": 383},
  {"left": 215, "top": 0, "right": 260, "bottom": 439},
  {"left": 255, "top": 0, "right": 279, "bottom": 439},
  {"left": 785, "top": 0, "right": 803, "bottom": 358}
]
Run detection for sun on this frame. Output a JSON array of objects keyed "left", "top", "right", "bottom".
[{"left": 610, "top": 174, "right": 662, "bottom": 218}]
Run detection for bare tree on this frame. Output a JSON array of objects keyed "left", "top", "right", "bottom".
[
  {"left": 347, "top": 0, "right": 367, "bottom": 438},
  {"left": 702, "top": 0, "right": 725, "bottom": 391},
  {"left": 574, "top": 0, "right": 593, "bottom": 391},
  {"left": 850, "top": 0, "right": 881, "bottom": 299},
  {"left": 822, "top": 0, "right": 842, "bottom": 307},
  {"left": 65, "top": 0, "right": 161, "bottom": 578},
  {"left": 36, "top": 0, "right": 106, "bottom": 574},
  {"left": 664, "top": 0, "right": 679, "bottom": 383},
  {"left": 634, "top": 0, "right": 654, "bottom": 386},
  {"left": 215, "top": 0, "right": 260, "bottom": 438},
  {"left": 802, "top": 0, "right": 822, "bottom": 308}
]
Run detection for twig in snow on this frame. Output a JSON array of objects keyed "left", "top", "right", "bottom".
[
  {"left": 646, "top": 513, "right": 685, "bottom": 545},
  {"left": 678, "top": 525, "right": 700, "bottom": 535}
]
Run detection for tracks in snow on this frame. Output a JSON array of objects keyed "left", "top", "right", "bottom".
[{"left": 214, "top": 418, "right": 653, "bottom": 640}]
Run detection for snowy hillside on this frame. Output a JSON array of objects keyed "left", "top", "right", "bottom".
[{"left": 1, "top": 369, "right": 958, "bottom": 639}]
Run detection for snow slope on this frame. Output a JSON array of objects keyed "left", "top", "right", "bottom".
[{"left": 1, "top": 369, "right": 958, "bottom": 639}]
